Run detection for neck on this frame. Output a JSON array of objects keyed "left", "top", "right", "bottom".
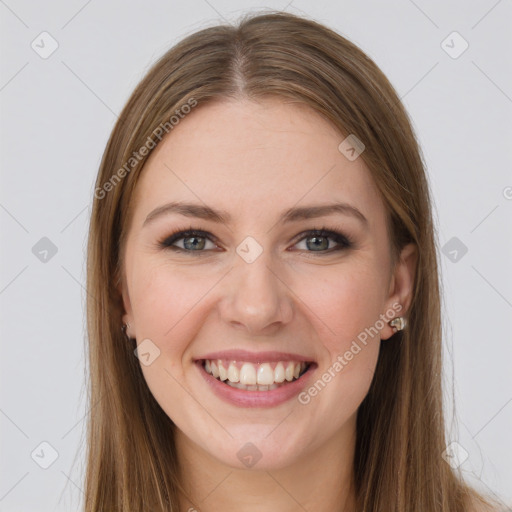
[{"left": 175, "top": 416, "right": 357, "bottom": 512}]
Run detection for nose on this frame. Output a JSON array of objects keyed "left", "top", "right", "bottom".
[{"left": 219, "top": 250, "right": 294, "bottom": 336}]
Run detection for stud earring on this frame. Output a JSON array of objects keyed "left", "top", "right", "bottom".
[
  {"left": 389, "top": 317, "right": 407, "bottom": 332},
  {"left": 121, "top": 322, "right": 131, "bottom": 340}
]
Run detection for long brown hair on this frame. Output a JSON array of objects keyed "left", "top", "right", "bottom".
[{"left": 84, "top": 11, "right": 500, "bottom": 511}]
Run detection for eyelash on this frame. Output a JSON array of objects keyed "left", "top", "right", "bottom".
[{"left": 157, "top": 225, "right": 354, "bottom": 255}]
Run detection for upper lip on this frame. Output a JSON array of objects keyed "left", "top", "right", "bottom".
[{"left": 197, "top": 349, "right": 315, "bottom": 363}]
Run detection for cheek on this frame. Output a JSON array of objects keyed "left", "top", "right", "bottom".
[
  {"left": 295, "top": 306, "right": 381, "bottom": 436},
  {"left": 292, "top": 260, "right": 386, "bottom": 411},
  {"left": 129, "top": 261, "right": 208, "bottom": 421},
  {"left": 130, "top": 258, "right": 206, "bottom": 345},
  {"left": 295, "top": 259, "right": 388, "bottom": 352}
]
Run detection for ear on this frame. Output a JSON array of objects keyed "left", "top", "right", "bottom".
[{"left": 380, "top": 243, "right": 418, "bottom": 340}]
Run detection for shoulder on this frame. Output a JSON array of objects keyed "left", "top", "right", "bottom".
[
  {"left": 468, "top": 505, "right": 496, "bottom": 512},
  {"left": 466, "top": 495, "right": 502, "bottom": 512}
]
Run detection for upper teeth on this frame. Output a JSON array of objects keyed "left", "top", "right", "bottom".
[{"left": 204, "top": 360, "right": 307, "bottom": 386}]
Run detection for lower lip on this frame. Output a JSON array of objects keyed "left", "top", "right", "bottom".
[{"left": 195, "top": 361, "right": 316, "bottom": 408}]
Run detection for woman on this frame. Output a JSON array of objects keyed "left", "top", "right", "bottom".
[{"left": 85, "top": 11, "right": 502, "bottom": 512}]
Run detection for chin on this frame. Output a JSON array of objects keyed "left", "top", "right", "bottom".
[{"left": 194, "top": 422, "right": 315, "bottom": 471}]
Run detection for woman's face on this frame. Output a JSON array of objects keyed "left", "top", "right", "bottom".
[{"left": 119, "top": 98, "right": 416, "bottom": 470}]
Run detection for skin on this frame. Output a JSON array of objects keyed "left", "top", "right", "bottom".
[{"left": 119, "top": 98, "right": 417, "bottom": 512}]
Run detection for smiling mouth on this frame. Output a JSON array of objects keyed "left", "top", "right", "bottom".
[{"left": 201, "top": 359, "right": 313, "bottom": 391}]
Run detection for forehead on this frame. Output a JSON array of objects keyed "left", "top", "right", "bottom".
[{"left": 132, "top": 98, "right": 386, "bottom": 230}]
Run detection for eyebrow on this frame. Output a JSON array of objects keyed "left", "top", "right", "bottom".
[{"left": 143, "top": 201, "right": 368, "bottom": 228}]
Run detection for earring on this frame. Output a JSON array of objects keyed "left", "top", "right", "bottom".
[
  {"left": 121, "top": 322, "right": 131, "bottom": 340},
  {"left": 389, "top": 317, "right": 407, "bottom": 332}
]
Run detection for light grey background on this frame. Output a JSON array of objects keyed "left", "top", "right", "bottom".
[{"left": 1, "top": 0, "right": 511, "bottom": 510}]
